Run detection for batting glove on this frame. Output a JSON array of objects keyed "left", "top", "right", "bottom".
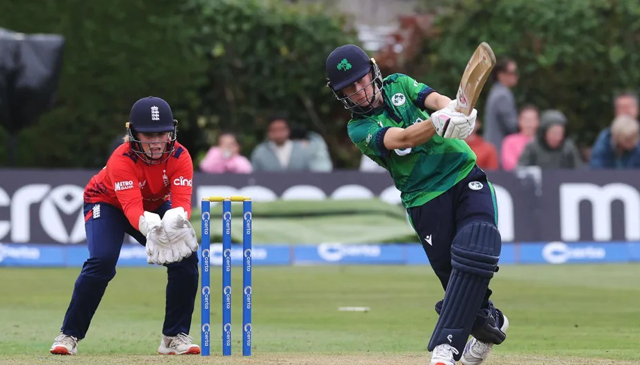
[{"left": 430, "top": 100, "right": 477, "bottom": 139}]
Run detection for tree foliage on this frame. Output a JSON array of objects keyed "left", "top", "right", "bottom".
[
  {"left": 183, "top": 0, "right": 357, "bottom": 164},
  {"left": 0, "top": 0, "right": 206, "bottom": 167},
  {"left": 413, "top": 0, "right": 640, "bottom": 146},
  {"left": 0, "top": 0, "right": 357, "bottom": 167}
]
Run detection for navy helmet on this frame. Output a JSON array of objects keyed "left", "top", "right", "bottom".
[
  {"left": 126, "top": 96, "right": 178, "bottom": 164},
  {"left": 326, "top": 44, "right": 383, "bottom": 114}
]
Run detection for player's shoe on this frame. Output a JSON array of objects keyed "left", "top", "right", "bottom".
[
  {"left": 461, "top": 310, "right": 510, "bottom": 365},
  {"left": 50, "top": 334, "right": 78, "bottom": 355},
  {"left": 429, "top": 343, "right": 459, "bottom": 365},
  {"left": 158, "top": 333, "right": 201, "bottom": 355}
]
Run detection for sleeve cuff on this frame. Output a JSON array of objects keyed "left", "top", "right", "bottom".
[
  {"left": 415, "top": 87, "right": 435, "bottom": 109},
  {"left": 375, "top": 127, "right": 391, "bottom": 158}
]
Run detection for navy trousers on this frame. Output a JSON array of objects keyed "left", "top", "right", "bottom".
[
  {"left": 60, "top": 201, "right": 198, "bottom": 339},
  {"left": 408, "top": 165, "right": 499, "bottom": 304}
]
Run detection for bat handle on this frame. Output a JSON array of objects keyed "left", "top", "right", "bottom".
[{"left": 455, "top": 104, "right": 472, "bottom": 116}]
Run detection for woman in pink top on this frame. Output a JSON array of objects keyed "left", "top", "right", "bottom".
[
  {"left": 500, "top": 105, "right": 540, "bottom": 170},
  {"left": 199, "top": 133, "right": 253, "bottom": 174}
]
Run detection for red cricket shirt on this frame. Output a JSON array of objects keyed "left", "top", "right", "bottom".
[{"left": 84, "top": 142, "right": 193, "bottom": 230}]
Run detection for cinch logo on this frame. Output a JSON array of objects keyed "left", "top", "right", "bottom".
[
  {"left": 173, "top": 176, "right": 192, "bottom": 187},
  {"left": 114, "top": 180, "right": 134, "bottom": 191}
]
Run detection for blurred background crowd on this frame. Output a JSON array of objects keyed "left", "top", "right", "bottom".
[{"left": 2, "top": 0, "right": 640, "bottom": 173}]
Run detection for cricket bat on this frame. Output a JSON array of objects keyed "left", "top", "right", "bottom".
[{"left": 455, "top": 42, "right": 497, "bottom": 116}]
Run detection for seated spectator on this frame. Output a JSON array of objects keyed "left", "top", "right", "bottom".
[
  {"left": 290, "top": 124, "right": 333, "bottom": 172},
  {"left": 199, "top": 132, "right": 253, "bottom": 174},
  {"left": 465, "top": 119, "right": 498, "bottom": 170},
  {"left": 501, "top": 105, "right": 540, "bottom": 171},
  {"left": 590, "top": 115, "right": 640, "bottom": 169},
  {"left": 251, "top": 113, "right": 314, "bottom": 171},
  {"left": 518, "top": 110, "right": 583, "bottom": 169}
]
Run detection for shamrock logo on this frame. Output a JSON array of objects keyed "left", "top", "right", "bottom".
[
  {"left": 391, "top": 93, "right": 406, "bottom": 106},
  {"left": 337, "top": 59, "right": 352, "bottom": 71}
]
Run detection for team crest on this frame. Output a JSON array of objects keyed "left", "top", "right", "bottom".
[
  {"left": 337, "top": 59, "right": 352, "bottom": 71},
  {"left": 163, "top": 169, "right": 170, "bottom": 187},
  {"left": 392, "top": 93, "right": 406, "bottom": 106},
  {"left": 468, "top": 181, "right": 483, "bottom": 190}
]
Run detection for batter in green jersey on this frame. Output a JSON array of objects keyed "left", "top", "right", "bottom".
[
  {"left": 326, "top": 45, "right": 509, "bottom": 365},
  {"left": 347, "top": 72, "right": 477, "bottom": 208}
]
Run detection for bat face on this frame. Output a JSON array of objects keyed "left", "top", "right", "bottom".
[{"left": 455, "top": 42, "right": 497, "bottom": 116}]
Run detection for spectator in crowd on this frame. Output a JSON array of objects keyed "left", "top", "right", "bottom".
[
  {"left": 250, "top": 113, "right": 316, "bottom": 171},
  {"left": 590, "top": 115, "right": 640, "bottom": 169},
  {"left": 483, "top": 57, "right": 519, "bottom": 156},
  {"left": 500, "top": 105, "right": 540, "bottom": 171},
  {"left": 465, "top": 119, "right": 498, "bottom": 170},
  {"left": 614, "top": 91, "right": 638, "bottom": 119},
  {"left": 199, "top": 132, "right": 252, "bottom": 174},
  {"left": 518, "top": 110, "right": 583, "bottom": 169},
  {"left": 290, "top": 124, "right": 333, "bottom": 171}
]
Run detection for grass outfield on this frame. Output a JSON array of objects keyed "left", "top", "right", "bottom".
[{"left": 0, "top": 265, "right": 639, "bottom": 364}]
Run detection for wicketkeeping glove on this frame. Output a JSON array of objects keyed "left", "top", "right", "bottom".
[
  {"left": 161, "top": 207, "right": 199, "bottom": 261},
  {"left": 139, "top": 211, "right": 175, "bottom": 265}
]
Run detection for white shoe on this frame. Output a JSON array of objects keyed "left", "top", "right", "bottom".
[
  {"left": 50, "top": 334, "right": 78, "bottom": 355},
  {"left": 430, "top": 343, "right": 459, "bottom": 365},
  {"left": 158, "top": 333, "right": 201, "bottom": 355},
  {"left": 461, "top": 313, "right": 510, "bottom": 365}
]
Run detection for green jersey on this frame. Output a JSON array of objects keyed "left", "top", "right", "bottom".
[{"left": 347, "top": 73, "right": 476, "bottom": 208}]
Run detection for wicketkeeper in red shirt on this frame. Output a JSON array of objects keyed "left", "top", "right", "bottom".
[{"left": 50, "top": 96, "right": 200, "bottom": 355}]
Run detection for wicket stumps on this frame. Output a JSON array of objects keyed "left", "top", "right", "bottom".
[{"left": 200, "top": 196, "right": 252, "bottom": 356}]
